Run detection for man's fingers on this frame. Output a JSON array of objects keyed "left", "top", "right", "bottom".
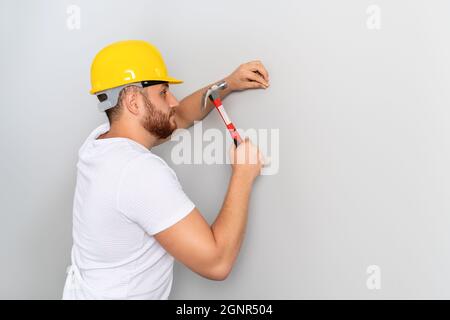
[
  {"left": 245, "top": 80, "right": 265, "bottom": 89},
  {"left": 248, "top": 61, "right": 269, "bottom": 82},
  {"left": 243, "top": 70, "right": 269, "bottom": 88}
]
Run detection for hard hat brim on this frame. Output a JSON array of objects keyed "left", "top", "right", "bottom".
[
  {"left": 164, "top": 76, "right": 183, "bottom": 84},
  {"left": 90, "top": 76, "right": 183, "bottom": 94}
]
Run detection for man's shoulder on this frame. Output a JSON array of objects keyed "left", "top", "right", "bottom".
[
  {"left": 122, "top": 152, "right": 176, "bottom": 180},
  {"left": 117, "top": 153, "right": 182, "bottom": 203}
]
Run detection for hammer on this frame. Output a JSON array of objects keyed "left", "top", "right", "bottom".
[{"left": 202, "top": 80, "right": 243, "bottom": 147}]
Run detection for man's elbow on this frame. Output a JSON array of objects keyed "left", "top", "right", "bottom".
[{"left": 205, "top": 262, "right": 232, "bottom": 281}]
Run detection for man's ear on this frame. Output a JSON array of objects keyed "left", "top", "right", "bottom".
[{"left": 123, "top": 89, "right": 140, "bottom": 116}]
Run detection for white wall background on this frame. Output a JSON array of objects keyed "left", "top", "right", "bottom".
[{"left": 1, "top": 0, "right": 450, "bottom": 299}]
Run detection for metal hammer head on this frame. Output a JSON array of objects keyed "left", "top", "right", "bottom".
[{"left": 201, "top": 80, "right": 228, "bottom": 111}]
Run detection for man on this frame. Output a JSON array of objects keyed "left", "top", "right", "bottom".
[{"left": 62, "top": 40, "right": 269, "bottom": 299}]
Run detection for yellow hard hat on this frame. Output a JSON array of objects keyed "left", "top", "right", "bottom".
[
  {"left": 90, "top": 40, "right": 183, "bottom": 111},
  {"left": 90, "top": 40, "right": 182, "bottom": 94}
]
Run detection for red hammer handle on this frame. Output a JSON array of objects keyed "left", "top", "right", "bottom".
[{"left": 211, "top": 98, "right": 243, "bottom": 146}]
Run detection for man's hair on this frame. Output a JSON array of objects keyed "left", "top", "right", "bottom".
[{"left": 105, "top": 86, "right": 141, "bottom": 123}]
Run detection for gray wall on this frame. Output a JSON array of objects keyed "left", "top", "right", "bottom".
[{"left": 1, "top": 0, "right": 450, "bottom": 299}]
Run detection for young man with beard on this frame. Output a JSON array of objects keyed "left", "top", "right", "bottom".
[{"left": 63, "top": 40, "right": 269, "bottom": 299}]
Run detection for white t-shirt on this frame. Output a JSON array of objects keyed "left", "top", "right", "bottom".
[{"left": 63, "top": 122, "right": 195, "bottom": 300}]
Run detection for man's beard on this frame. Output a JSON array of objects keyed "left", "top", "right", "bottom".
[{"left": 140, "top": 93, "right": 177, "bottom": 139}]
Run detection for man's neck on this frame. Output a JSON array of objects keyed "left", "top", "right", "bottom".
[{"left": 97, "top": 121, "right": 157, "bottom": 149}]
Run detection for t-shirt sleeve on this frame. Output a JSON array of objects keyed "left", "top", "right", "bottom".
[{"left": 116, "top": 154, "right": 195, "bottom": 235}]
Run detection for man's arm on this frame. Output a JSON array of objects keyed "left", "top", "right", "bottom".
[
  {"left": 153, "top": 61, "right": 269, "bottom": 147},
  {"left": 152, "top": 78, "right": 233, "bottom": 148},
  {"left": 154, "top": 139, "right": 263, "bottom": 280},
  {"left": 175, "top": 78, "right": 234, "bottom": 130},
  {"left": 173, "top": 60, "right": 269, "bottom": 131}
]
